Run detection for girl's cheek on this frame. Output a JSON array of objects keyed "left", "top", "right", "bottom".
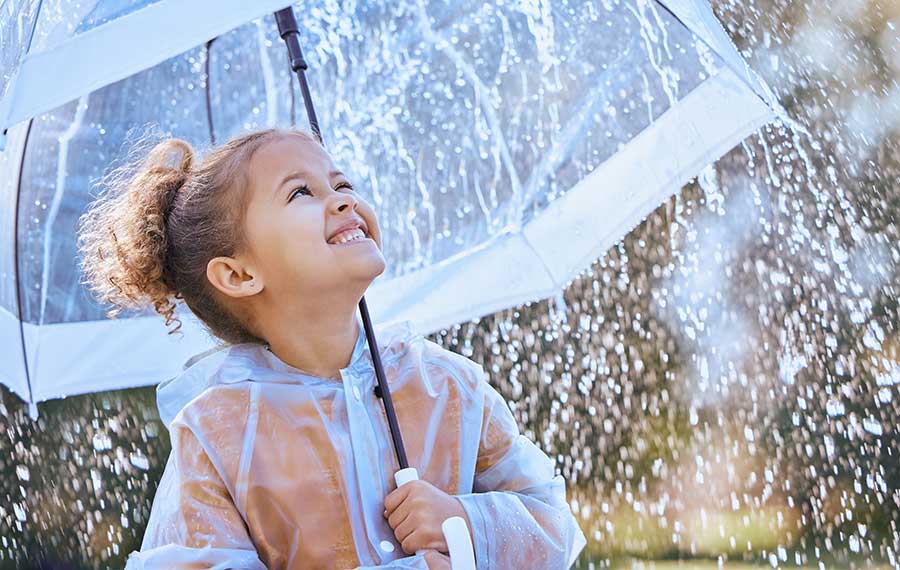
[{"left": 360, "top": 204, "right": 382, "bottom": 245}]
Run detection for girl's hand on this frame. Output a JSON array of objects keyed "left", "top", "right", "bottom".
[
  {"left": 383, "top": 479, "right": 469, "bottom": 554},
  {"left": 422, "top": 549, "right": 451, "bottom": 570}
]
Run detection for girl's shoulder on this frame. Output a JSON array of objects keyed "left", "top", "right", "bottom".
[
  {"left": 417, "top": 337, "right": 487, "bottom": 399},
  {"left": 161, "top": 382, "right": 253, "bottom": 495},
  {"left": 158, "top": 342, "right": 256, "bottom": 428}
]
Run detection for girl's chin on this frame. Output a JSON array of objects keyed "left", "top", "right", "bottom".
[
  {"left": 361, "top": 256, "right": 387, "bottom": 277},
  {"left": 340, "top": 256, "right": 387, "bottom": 281}
]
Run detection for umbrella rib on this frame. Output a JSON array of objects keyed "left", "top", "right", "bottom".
[
  {"left": 518, "top": 228, "right": 560, "bottom": 293},
  {"left": 652, "top": 0, "right": 777, "bottom": 110},
  {"left": 204, "top": 39, "right": 216, "bottom": 145},
  {"left": 39, "top": 94, "right": 89, "bottom": 326},
  {"left": 13, "top": 119, "right": 36, "bottom": 415},
  {"left": 23, "top": 0, "right": 44, "bottom": 55},
  {"left": 518, "top": 79, "right": 615, "bottom": 217}
]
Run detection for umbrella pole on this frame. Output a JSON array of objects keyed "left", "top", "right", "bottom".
[{"left": 274, "top": 7, "right": 410, "bottom": 472}]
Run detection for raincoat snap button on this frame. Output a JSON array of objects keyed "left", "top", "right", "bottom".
[
  {"left": 353, "top": 386, "right": 362, "bottom": 401},
  {"left": 379, "top": 540, "right": 395, "bottom": 553}
]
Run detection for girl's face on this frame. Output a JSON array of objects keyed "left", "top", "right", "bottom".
[{"left": 237, "top": 135, "right": 386, "bottom": 301}]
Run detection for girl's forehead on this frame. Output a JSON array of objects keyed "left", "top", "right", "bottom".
[
  {"left": 248, "top": 135, "right": 338, "bottom": 204},
  {"left": 253, "top": 135, "right": 333, "bottom": 174}
]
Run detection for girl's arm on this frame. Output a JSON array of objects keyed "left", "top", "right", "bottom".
[
  {"left": 454, "top": 366, "right": 588, "bottom": 570},
  {"left": 124, "top": 420, "right": 267, "bottom": 570}
]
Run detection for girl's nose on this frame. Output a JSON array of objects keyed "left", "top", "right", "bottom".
[{"left": 331, "top": 191, "right": 358, "bottom": 213}]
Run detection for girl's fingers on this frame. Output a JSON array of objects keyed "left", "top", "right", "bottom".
[
  {"left": 386, "top": 503, "right": 411, "bottom": 530},
  {"left": 393, "top": 513, "right": 417, "bottom": 542},
  {"left": 384, "top": 482, "right": 413, "bottom": 513},
  {"left": 400, "top": 529, "right": 429, "bottom": 555},
  {"left": 422, "top": 549, "right": 451, "bottom": 570}
]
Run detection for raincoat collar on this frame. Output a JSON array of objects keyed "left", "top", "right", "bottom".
[{"left": 156, "top": 315, "right": 417, "bottom": 429}]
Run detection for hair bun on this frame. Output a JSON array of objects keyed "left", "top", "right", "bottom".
[
  {"left": 76, "top": 135, "right": 197, "bottom": 329},
  {"left": 147, "top": 139, "right": 194, "bottom": 222}
]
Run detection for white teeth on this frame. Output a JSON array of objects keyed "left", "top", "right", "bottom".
[{"left": 330, "top": 228, "right": 366, "bottom": 245}]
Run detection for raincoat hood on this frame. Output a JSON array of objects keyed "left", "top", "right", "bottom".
[{"left": 156, "top": 315, "right": 414, "bottom": 430}]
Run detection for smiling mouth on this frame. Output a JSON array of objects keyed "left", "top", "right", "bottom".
[{"left": 327, "top": 227, "right": 373, "bottom": 246}]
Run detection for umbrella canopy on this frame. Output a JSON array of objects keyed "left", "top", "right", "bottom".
[{"left": 0, "top": 0, "right": 777, "bottom": 413}]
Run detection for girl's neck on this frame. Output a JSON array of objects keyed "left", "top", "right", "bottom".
[{"left": 263, "top": 309, "right": 360, "bottom": 381}]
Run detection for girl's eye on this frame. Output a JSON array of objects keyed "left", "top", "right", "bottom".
[
  {"left": 289, "top": 182, "right": 354, "bottom": 201},
  {"left": 289, "top": 186, "right": 312, "bottom": 201}
]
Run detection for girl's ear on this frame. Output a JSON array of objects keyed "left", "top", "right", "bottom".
[{"left": 206, "top": 256, "right": 263, "bottom": 298}]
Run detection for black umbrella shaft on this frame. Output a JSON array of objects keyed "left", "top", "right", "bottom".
[
  {"left": 274, "top": 7, "right": 409, "bottom": 471},
  {"left": 275, "top": 8, "right": 321, "bottom": 143},
  {"left": 359, "top": 297, "right": 409, "bottom": 469}
]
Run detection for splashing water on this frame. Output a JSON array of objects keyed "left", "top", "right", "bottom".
[{"left": 1, "top": 0, "right": 898, "bottom": 568}]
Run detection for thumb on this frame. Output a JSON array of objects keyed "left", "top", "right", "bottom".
[{"left": 422, "top": 548, "right": 451, "bottom": 564}]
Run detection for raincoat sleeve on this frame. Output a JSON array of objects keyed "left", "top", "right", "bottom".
[
  {"left": 454, "top": 365, "right": 588, "bottom": 570},
  {"left": 123, "top": 418, "right": 267, "bottom": 570}
]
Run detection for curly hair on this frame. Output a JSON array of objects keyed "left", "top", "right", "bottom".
[{"left": 76, "top": 126, "right": 321, "bottom": 346}]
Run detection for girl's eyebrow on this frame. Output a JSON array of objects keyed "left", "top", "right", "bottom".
[{"left": 275, "top": 169, "right": 345, "bottom": 196}]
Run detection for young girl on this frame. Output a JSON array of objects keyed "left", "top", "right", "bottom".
[{"left": 77, "top": 127, "right": 587, "bottom": 569}]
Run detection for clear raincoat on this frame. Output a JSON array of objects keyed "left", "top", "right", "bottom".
[{"left": 124, "top": 316, "right": 587, "bottom": 569}]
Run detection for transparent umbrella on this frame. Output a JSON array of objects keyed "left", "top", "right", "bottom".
[{"left": 0, "top": 0, "right": 778, "bottom": 419}]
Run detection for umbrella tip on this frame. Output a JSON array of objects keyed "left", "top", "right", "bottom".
[{"left": 27, "top": 401, "right": 39, "bottom": 421}]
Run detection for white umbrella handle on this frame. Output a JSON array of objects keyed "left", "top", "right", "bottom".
[{"left": 393, "top": 468, "right": 476, "bottom": 570}]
